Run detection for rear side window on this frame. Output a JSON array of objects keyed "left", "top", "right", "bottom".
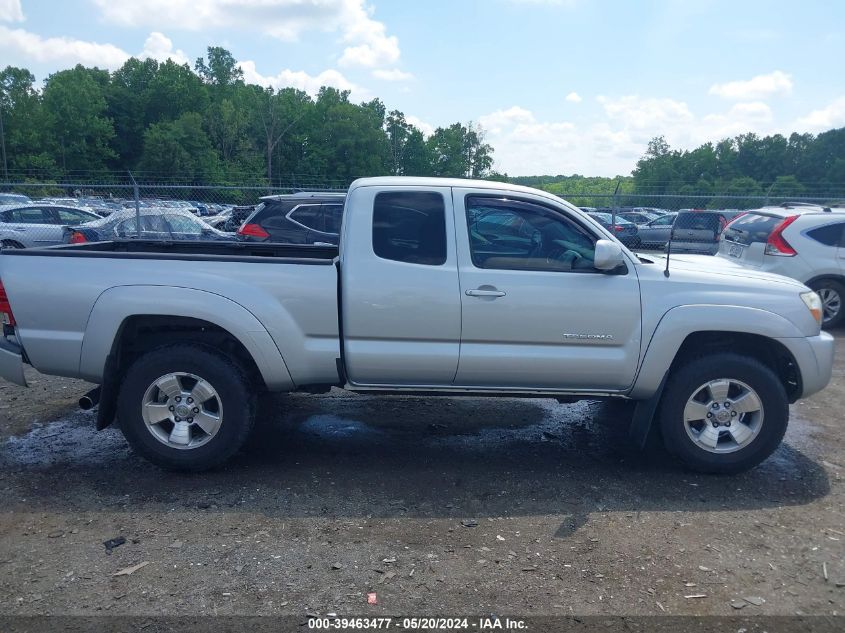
[
  {"left": 323, "top": 204, "right": 343, "bottom": 234},
  {"left": 723, "top": 213, "right": 783, "bottom": 246},
  {"left": 806, "top": 223, "right": 845, "bottom": 247},
  {"left": 288, "top": 204, "right": 323, "bottom": 232},
  {"left": 373, "top": 192, "right": 446, "bottom": 265}
]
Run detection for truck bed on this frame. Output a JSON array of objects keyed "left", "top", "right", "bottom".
[{"left": 0, "top": 240, "right": 341, "bottom": 387}]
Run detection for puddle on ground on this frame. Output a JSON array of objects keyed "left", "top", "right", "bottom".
[
  {"left": 300, "top": 414, "right": 386, "bottom": 440},
  {"left": 0, "top": 410, "right": 129, "bottom": 468},
  {"left": 0, "top": 398, "right": 817, "bottom": 469}
]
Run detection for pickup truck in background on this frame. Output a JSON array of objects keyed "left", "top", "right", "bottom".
[{"left": 0, "top": 177, "right": 835, "bottom": 474}]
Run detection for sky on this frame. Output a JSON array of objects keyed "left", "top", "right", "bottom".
[{"left": 1, "top": 0, "right": 844, "bottom": 177}]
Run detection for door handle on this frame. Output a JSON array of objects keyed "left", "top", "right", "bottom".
[{"left": 466, "top": 288, "right": 506, "bottom": 297}]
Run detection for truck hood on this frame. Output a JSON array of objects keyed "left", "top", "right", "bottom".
[{"left": 640, "top": 253, "right": 808, "bottom": 290}]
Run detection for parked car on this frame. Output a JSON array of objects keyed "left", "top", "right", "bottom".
[
  {"left": 618, "top": 210, "right": 661, "bottom": 225},
  {"left": 63, "top": 208, "right": 234, "bottom": 244},
  {"left": 187, "top": 201, "right": 211, "bottom": 216},
  {"left": 0, "top": 177, "right": 833, "bottom": 474},
  {"left": 238, "top": 192, "right": 346, "bottom": 244},
  {"left": 668, "top": 209, "right": 746, "bottom": 255},
  {"left": 0, "top": 193, "right": 31, "bottom": 205},
  {"left": 636, "top": 212, "right": 678, "bottom": 248},
  {"left": 0, "top": 204, "right": 101, "bottom": 249},
  {"left": 718, "top": 203, "right": 845, "bottom": 327},
  {"left": 585, "top": 212, "right": 640, "bottom": 247}
]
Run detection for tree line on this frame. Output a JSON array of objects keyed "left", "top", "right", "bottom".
[
  {"left": 511, "top": 129, "right": 845, "bottom": 209},
  {"left": 0, "top": 47, "right": 494, "bottom": 186}
]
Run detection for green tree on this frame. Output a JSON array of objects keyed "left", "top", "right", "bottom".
[
  {"left": 427, "top": 122, "right": 493, "bottom": 178},
  {"left": 42, "top": 65, "right": 116, "bottom": 172},
  {"left": 138, "top": 112, "right": 220, "bottom": 181},
  {"left": 0, "top": 66, "right": 55, "bottom": 175},
  {"left": 194, "top": 47, "right": 244, "bottom": 88},
  {"left": 250, "top": 85, "right": 311, "bottom": 181}
]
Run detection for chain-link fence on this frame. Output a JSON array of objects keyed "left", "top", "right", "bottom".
[{"left": 1, "top": 177, "right": 843, "bottom": 253}]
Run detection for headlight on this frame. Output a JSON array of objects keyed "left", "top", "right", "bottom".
[{"left": 800, "top": 291, "right": 823, "bottom": 326}]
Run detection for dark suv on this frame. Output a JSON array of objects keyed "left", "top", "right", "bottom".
[{"left": 238, "top": 192, "right": 346, "bottom": 244}]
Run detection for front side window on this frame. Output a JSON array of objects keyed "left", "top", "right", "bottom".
[
  {"left": 372, "top": 192, "right": 446, "bottom": 265},
  {"left": 466, "top": 197, "right": 596, "bottom": 272}
]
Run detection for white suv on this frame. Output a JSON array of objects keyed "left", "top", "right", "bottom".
[{"left": 718, "top": 203, "right": 845, "bottom": 327}]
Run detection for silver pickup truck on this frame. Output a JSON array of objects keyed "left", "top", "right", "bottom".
[{"left": 0, "top": 177, "right": 835, "bottom": 473}]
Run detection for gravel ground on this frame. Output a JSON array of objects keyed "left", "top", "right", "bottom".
[{"left": 0, "top": 333, "right": 843, "bottom": 619}]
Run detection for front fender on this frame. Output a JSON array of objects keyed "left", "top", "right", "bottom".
[
  {"left": 79, "top": 285, "right": 294, "bottom": 391},
  {"left": 629, "top": 304, "right": 806, "bottom": 399}
]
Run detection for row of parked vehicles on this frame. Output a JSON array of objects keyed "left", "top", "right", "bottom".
[{"left": 2, "top": 190, "right": 844, "bottom": 327}]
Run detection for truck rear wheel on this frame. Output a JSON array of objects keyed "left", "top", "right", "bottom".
[
  {"left": 658, "top": 353, "right": 788, "bottom": 474},
  {"left": 117, "top": 344, "right": 256, "bottom": 471}
]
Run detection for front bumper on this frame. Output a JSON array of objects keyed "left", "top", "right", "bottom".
[
  {"left": 776, "top": 332, "right": 836, "bottom": 399},
  {"left": 0, "top": 336, "right": 27, "bottom": 387}
]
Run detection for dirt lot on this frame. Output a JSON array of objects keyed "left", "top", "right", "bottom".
[{"left": 0, "top": 334, "right": 843, "bottom": 620}]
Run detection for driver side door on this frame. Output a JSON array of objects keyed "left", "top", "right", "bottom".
[{"left": 453, "top": 190, "right": 643, "bottom": 391}]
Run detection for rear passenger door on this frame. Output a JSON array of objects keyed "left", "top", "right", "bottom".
[{"left": 341, "top": 187, "right": 461, "bottom": 386}]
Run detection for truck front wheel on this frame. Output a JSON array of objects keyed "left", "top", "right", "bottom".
[
  {"left": 658, "top": 353, "right": 788, "bottom": 474},
  {"left": 117, "top": 344, "right": 256, "bottom": 471}
]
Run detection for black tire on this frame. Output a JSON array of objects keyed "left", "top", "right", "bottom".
[
  {"left": 809, "top": 279, "right": 845, "bottom": 329},
  {"left": 658, "top": 353, "right": 788, "bottom": 474},
  {"left": 117, "top": 344, "right": 256, "bottom": 471},
  {"left": 1, "top": 240, "right": 24, "bottom": 249}
]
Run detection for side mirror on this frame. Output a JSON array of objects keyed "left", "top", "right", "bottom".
[{"left": 594, "top": 239, "right": 625, "bottom": 271}]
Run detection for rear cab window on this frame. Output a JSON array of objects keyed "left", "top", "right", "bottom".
[{"left": 372, "top": 191, "right": 447, "bottom": 265}]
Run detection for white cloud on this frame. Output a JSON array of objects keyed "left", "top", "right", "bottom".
[
  {"left": 565, "top": 91, "right": 582, "bottom": 103},
  {"left": 479, "top": 106, "right": 535, "bottom": 135},
  {"left": 599, "top": 95, "right": 694, "bottom": 137},
  {"left": 0, "top": 25, "right": 194, "bottom": 71},
  {"left": 92, "top": 0, "right": 402, "bottom": 68},
  {"left": 372, "top": 68, "right": 413, "bottom": 81},
  {"left": 139, "top": 32, "right": 189, "bottom": 65},
  {"left": 480, "top": 96, "right": 783, "bottom": 177},
  {"left": 238, "top": 60, "right": 369, "bottom": 101},
  {"left": 709, "top": 70, "right": 793, "bottom": 100},
  {"left": 795, "top": 96, "right": 845, "bottom": 132},
  {"left": 0, "top": 0, "right": 24, "bottom": 22},
  {"left": 0, "top": 25, "right": 130, "bottom": 69},
  {"left": 405, "top": 115, "right": 434, "bottom": 137}
]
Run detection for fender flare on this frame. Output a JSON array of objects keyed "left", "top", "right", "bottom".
[
  {"left": 630, "top": 304, "right": 805, "bottom": 400},
  {"left": 79, "top": 285, "right": 294, "bottom": 391}
]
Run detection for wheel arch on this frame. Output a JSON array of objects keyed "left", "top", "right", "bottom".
[
  {"left": 631, "top": 305, "right": 805, "bottom": 402},
  {"left": 805, "top": 274, "right": 845, "bottom": 288},
  {"left": 80, "top": 285, "right": 294, "bottom": 392}
]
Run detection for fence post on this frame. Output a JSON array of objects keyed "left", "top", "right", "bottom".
[
  {"left": 612, "top": 178, "right": 621, "bottom": 228},
  {"left": 128, "top": 171, "right": 141, "bottom": 239}
]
